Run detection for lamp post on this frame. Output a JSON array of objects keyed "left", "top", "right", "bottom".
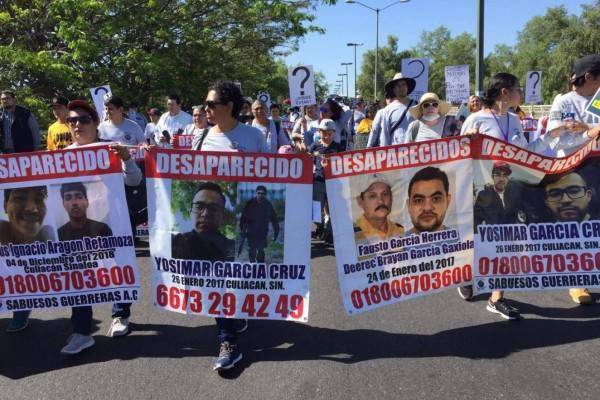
[
  {"left": 476, "top": 0, "right": 485, "bottom": 96},
  {"left": 341, "top": 62, "right": 352, "bottom": 101},
  {"left": 347, "top": 42, "right": 363, "bottom": 99},
  {"left": 338, "top": 73, "right": 347, "bottom": 97},
  {"left": 346, "top": 0, "right": 410, "bottom": 100}
]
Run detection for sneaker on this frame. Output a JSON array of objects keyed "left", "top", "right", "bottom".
[
  {"left": 486, "top": 299, "right": 520, "bottom": 320},
  {"left": 457, "top": 285, "right": 473, "bottom": 301},
  {"left": 6, "top": 312, "right": 29, "bottom": 333},
  {"left": 234, "top": 319, "right": 249, "bottom": 334},
  {"left": 569, "top": 288, "right": 592, "bottom": 305},
  {"left": 108, "top": 317, "right": 129, "bottom": 337},
  {"left": 213, "top": 341, "right": 243, "bottom": 371},
  {"left": 60, "top": 334, "right": 95, "bottom": 355}
]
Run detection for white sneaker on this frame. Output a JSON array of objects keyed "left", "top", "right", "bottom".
[
  {"left": 108, "top": 317, "right": 129, "bottom": 337},
  {"left": 60, "top": 334, "right": 95, "bottom": 355}
]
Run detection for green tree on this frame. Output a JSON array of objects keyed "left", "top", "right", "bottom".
[{"left": 0, "top": 0, "right": 327, "bottom": 127}]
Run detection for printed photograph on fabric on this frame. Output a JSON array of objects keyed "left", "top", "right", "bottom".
[
  {"left": 473, "top": 160, "right": 546, "bottom": 228},
  {"left": 169, "top": 180, "right": 286, "bottom": 263},
  {"left": 0, "top": 185, "right": 56, "bottom": 246},
  {"left": 349, "top": 166, "right": 461, "bottom": 260},
  {"left": 50, "top": 180, "right": 113, "bottom": 241}
]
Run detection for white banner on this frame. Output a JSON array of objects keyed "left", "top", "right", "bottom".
[
  {"left": 0, "top": 146, "right": 141, "bottom": 313},
  {"left": 89, "top": 85, "right": 112, "bottom": 121},
  {"left": 288, "top": 65, "right": 316, "bottom": 107},
  {"left": 445, "top": 65, "right": 470, "bottom": 104},
  {"left": 402, "top": 58, "right": 430, "bottom": 102},
  {"left": 147, "top": 149, "right": 313, "bottom": 321},
  {"left": 525, "top": 71, "right": 542, "bottom": 104}
]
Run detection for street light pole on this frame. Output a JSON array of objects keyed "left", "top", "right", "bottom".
[
  {"left": 341, "top": 62, "right": 352, "bottom": 100},
  {"left": 346, "top": 0, "right": 410, "bottom": 101},
  {"left": 476, "top": 0, "right": 485, "bottom": 96},
  {"left": 338, "top": 73, "right": 347, "bottom": 97},
  {"left": 347, "top": 43, "right": 363, "bottom": 99}
]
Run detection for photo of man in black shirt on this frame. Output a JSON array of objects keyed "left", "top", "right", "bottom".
[{"left": 57, "top": 182, "right": 112, "bottom": 240}]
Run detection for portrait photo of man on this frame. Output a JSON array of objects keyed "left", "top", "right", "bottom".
[
  {"left": 0, "top": 186, "right": 55, "bottom": 245},
  {"left": 544, "top": 172, "right": 593, "bottom": 223},
  {"left": 406, "top": 166, "right": 452, "bottom": 235},
  {"left": 353, "top": 173, "right": 404, "bottom": 245},
  {"left": 474, "top": 161, "right": 523, "bottom": 227},
  {"left": 239, "top": 185, "right": 280, "bottom": 263},
  {"left": 57, "top": 182, "right": 112, "bottom": 240},
  {"left": 171, "top": 182, "right": 234, "bottom": 261}
]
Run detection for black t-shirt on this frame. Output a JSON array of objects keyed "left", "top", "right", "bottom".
[
  {"left": 58, "top": 219, "right": 113, "bottom": 241},
  {"left": 171, "top": 230, "right": 235, "bottom": 261},
  {"left": 309, "top": 141, "right": 344, "bottom": 181}
]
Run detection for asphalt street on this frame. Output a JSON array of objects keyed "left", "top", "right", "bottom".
[{"left": 2, "top": 242, "right": 600, "bottom": 400}]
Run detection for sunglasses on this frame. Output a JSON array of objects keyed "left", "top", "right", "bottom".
[
  {"left": 66, "top": 115, "right": 93, "bottom": 125},
  {"left": 422, "top": 102, "right": 439, "bottom": 109},
  {"left": 205, "top": 100, "right": 224, "bottom": 109}
]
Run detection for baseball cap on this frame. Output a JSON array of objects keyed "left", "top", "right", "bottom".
[
  {"left": 50, "top": 96, "right": 69, "bottom": 107},
  {"left": 492, "top": 161, "right": 512, "bottom": 175},
  {"left": 67, "top": 100, "right": 99, "bottom": 124},
  {"left": 572, "top": 54, "right": 600, "bottom": 79},
  {"left": 318, "top": 119, "right": 336, "bottom": 131},
  {"left": 361, "top": 173, "right": 392, "bottom": 194}
]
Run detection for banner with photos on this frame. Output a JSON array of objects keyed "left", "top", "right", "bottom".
[
  {"left": 146, "top": 148, "right": 313, "bottom": 321},
  {"left": 0, "top": 146, "right": 141, "bottom": 313},
  {"left": 325, "top": 137, "right": 475, "bottom": 315},
  {"left": 472, "top": 135, "right": 600, "bottom": 294}
]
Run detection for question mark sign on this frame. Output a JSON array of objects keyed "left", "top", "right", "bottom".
[
  {"left": 529, "top": 71, "right": 540, "bottom": 94},
  {"left": 408, "top": 59, "right": 425, "bottom": 79},
  {"left": 292, "top": 66, "right": 310, "bottom": 96}
]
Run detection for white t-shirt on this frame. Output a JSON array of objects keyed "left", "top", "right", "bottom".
[
  {"left": 98, "top": 118, "right": 145, "bottom": 145},
  {"left": 252, "top": 119, "right": 290, "bottom": 153},
  {"left": 144, "top": 122, "right": 157, "bottom": 144},
  {"left": 405, "top": 117, "right": 446, "bottom": 143},
  {"left": 155, "top": 110, "right": 193, "bottom": 138},
  {"left": 546, "top": 91, "right": 599, "bottom": 156},
  {"left": 200, "top": 122, "right": 269, "bottom": 153},
  {"left": 461, "top": 110, "right": 550, "bottom": 154}
]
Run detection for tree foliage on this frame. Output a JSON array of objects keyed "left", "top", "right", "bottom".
[
  {"left": 357, "top": 1, "right": 600, "bottom": 104},
  {"left": 0, "top": 0, "right": 328, "bottom": 126}
]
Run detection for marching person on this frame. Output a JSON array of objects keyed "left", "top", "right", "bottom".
[
  {"left": 251, "top": 100, "right": 290, "bottom": 153},
  {"left": 47, "top": 96, "right": 73, "bottom": 150},
  {"left": 99, "top": 96, "right": 145, "bottom": 146},
  {"left": 404, "top": 92, "right": 451, "bottom": 143},
  {"left": 0, "top": 89, "right": 41, "bottom": 153},
  {"left": 191, "top": 81, "right": 267, "bottom": 371},
  {"left": 155, "top": 94, "right": 193, "bottom": 145}
]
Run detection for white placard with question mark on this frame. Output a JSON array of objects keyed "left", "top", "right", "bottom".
[
  {"left": 288, "top": 65, "right": 316, "bottom": 107},
  {"left": 257, "top": 91, "right": 272, "bottom": 109},
  {"left": 525, "top": 71, "right": 542, "bottom": 104},
  {"left": 401, "top": 58, "right": 430, "bottom": 101},
  {"left": 89, "top": 85, "right": 112, "bottom": 121}
]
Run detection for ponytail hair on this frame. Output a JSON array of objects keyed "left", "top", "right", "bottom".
[{"left": 482, "top": 73, "right": 518, "bottom": 108}]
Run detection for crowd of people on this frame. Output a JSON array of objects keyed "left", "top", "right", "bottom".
[{"left": 0, "top": 53, "right": 599, "bottom": 371}]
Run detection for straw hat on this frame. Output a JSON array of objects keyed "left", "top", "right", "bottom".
[{"left": 409, "top": 92, "right": 450, "bottom": 120}]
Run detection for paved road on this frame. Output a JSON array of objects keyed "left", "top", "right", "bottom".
[{"left": 2, "top": 243, "right": 600, "bottom": 400}]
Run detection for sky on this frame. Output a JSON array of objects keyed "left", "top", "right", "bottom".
[{"left": 284, "top": 0, "right": 593, "bottom": 96}]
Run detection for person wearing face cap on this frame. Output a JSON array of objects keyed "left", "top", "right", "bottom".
[
  {"left": 368, "top": 72, "right": 417, "bottom": 147},
  {"left": 354, "top": 173, "right": 404, "bottom": 247},
  {"left": 546, "top": 54, "right": 600, "bottom": 157},
  {"left": 405, "top": 92, "right": 451, "bottom": 143}
]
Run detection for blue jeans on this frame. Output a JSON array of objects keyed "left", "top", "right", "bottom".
[
  {"left": 111, "top": 303, "right": 132, "bottom": 319},
  {"left": 70, "top": 303, "right": 131, "bottom": 335},
  {"left": 216, "top": 318, "right": 239, "bottom": 343}
]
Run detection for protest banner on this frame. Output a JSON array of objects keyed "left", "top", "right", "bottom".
[
  {"left": 145, "top": 148, "right": 313, "bottom": 321},
  {"left": 325, "top": 137, "right": 474, "bottom": 314},
  {"left": 402, "top": 58, "right": 430, "bottom": 102},
  {"left": 288, "top": 65, "right": 316, "bottom": 107},
  {"left": 89, "top": 85, "right": 112, "bottom": 121},
  {"left": 472, "top": 135, "right": 600, "bottom": 294},
  {"left": 525, "top": 71, "right": 542, "bottom": 104},
  {"left": 0, "top": 146, "right": 141, "bottom": 313},
  {"left": 445, "top": 65, "right": 470, "bottom": 104},
  {"left": 172, "top": 134, "right": 195, "bottom": 149}
]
